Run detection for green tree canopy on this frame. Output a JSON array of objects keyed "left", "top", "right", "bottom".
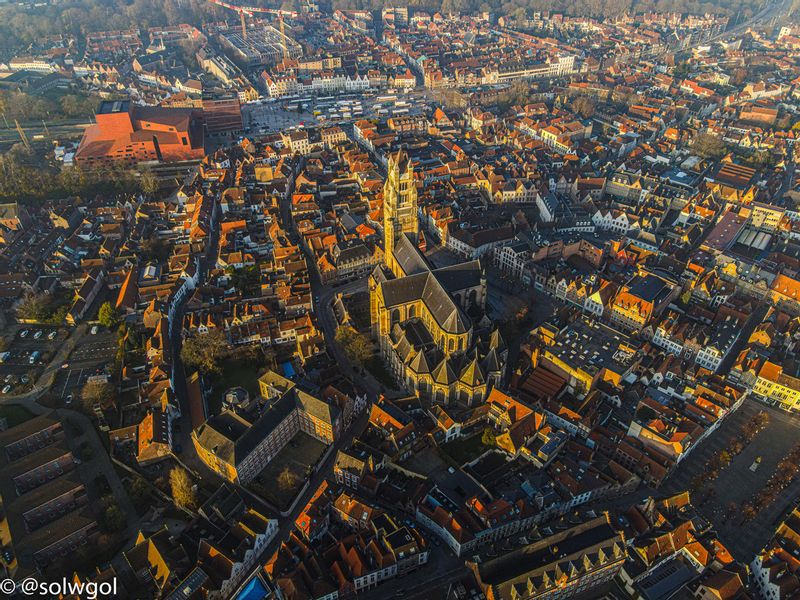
[
  {"left": 97, "top": 302, "right": 119, "bottom": 329},
  {"left": 335, "top": 326, "right": 373, "bottom": 366}
]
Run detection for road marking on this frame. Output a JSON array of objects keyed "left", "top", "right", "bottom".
[{"left": 60, "top": 371, "right": 71, "bottom": 398}]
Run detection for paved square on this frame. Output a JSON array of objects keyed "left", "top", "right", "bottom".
[{"left": 661, "top": 400, "right": 800, "bottom": 560}]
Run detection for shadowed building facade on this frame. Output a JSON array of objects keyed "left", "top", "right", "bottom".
[{"left": 467, "top": 514, "right": 627, "bottom": 600}]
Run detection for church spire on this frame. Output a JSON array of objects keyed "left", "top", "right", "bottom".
[{"left": 383, "top": 149, "right": 418, "bottom": 278}]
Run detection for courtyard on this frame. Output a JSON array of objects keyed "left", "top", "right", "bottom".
[
  {"left": 440, "top": 433, "right": 494, "bottom": 466},
  {"left": 247, "top": 431, "right": 328, "bottom": 511}
]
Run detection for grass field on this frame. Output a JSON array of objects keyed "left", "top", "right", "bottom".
[
  {"left": 0, "top": 404, "right": 35, "bottom": 428},
  {"left": 441, "top": 434, "right": 493, "bottom": 465},
  {"left": 212, "top": 356, "right": 266, "bottom": 413}
]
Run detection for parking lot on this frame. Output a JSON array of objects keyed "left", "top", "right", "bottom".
[
  {"left": 661, "top": 399, "right": 800, "bottom": 560},
  {"left": 0, "top": 326, "right": 65, "bottom": 395},
  {"left": 242, "top": 102, "right": 313, "bottom": 133},
  {"left": 241, "top": 87, "right": 436, "bottom": 135},
  {"left": 51, "top": 329, "right": 117, "bottom": 404}
]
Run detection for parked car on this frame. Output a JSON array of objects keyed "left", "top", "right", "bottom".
[
  {"left": 33, "top": 330, "right": 43, "bottom": 339},
  {"left": 1, "top": 385, "right": 11, "bottom": 394},
  {"left": 19, "top": 329, "right": 29, "bottom": 338},
  {"left": 48, "top": 331, "right": 57, "bottom": 340},
  {"left": 90, "top": 325, "right": 99, "bottom": 335}
]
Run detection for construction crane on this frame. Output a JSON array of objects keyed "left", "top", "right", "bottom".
[
  {"left": 278, "top": 13, "right": 288, "bottom": 62},
  {"left": 206, "top": 0, "right": 296, "bottom": 45},
  {"left": 14, "top": 119, "right": 30, "bottom": 152}
]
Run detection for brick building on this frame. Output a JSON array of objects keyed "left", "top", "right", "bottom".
[{"left": 75, "top": 100, "right": 205, "bottom": 166}]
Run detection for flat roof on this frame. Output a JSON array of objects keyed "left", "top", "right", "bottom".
[{"left": 98, "top": 99, "right": 130, "bottom": 114}]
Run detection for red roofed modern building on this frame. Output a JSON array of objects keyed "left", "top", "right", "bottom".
[{"left": 75, "top": 100, "right": 205, "bottom": 166}]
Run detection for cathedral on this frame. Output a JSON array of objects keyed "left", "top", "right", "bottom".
[{"left": 369, "top": 150, "right": 507, "bottom": 406}]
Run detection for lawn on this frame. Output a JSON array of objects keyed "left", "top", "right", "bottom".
[
  {"left": 212, "top": 355, "right": 267, "bottom": 413},
  {"left": 248, "top": 432, "right": 328, "bottom": 511},
  {"left": 0, "top": 404, "right": 35, "bottom": 428},
  {"left": 441, "top": 434, "right": 493, "bottom": 466}
]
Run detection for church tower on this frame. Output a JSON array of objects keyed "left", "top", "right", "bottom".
[{"left": 383, "top": 150, "right": 418, "bottom": 276}]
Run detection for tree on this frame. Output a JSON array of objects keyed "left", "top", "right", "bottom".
[
  {"left": 101, "top": 500, "right": 126, "bottom": 532},
  {"left": 689, "top": 473, "right": 706, "bottom": 492},
  {"left": 571, "top": 96, "right": 596, "bottom": 119},
  {"left": 481, "top": 427, "right": 496, "bottom": 446},
  {"left": 277, "top": 466, "right": 297, "bottom": 491},
  {"left": 227, "top": 265, "right": 260, "bottom": 296},
  {"left": 335, "top": 326, "right": 373, "bottom": 366},
  {"left": 140, "top": 235, "right": 171, "bottom": 262},
  {"left": 741, "top": 504, "right": 757, "bottom": 523},
  {"left": 127, "top": 475, "right": 151, "bottom": 509},
  {"left": 691, "top": 133, "right": 726, "bottom": 159},
  {"left": 80, "top": 380, "right": 114, "bottom": 412},
  {"left": 139, "top": 168, "right": 160, "bottom": 195},
  {"left": 181, "top": 329, "right": 228, "bottom": 376},
  {"left": 17, "top": 293, "right": 51, "bottom": 321},
  {"left": 169, "top": 467, "right": 198, "bottom": 510},
  {"left": 97, "top": 301, "right": 119, "bottom": 329}
]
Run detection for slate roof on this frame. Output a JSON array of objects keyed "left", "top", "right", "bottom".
[{"left": 193, "top": 387, "right": 339, "bottom": 468}]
